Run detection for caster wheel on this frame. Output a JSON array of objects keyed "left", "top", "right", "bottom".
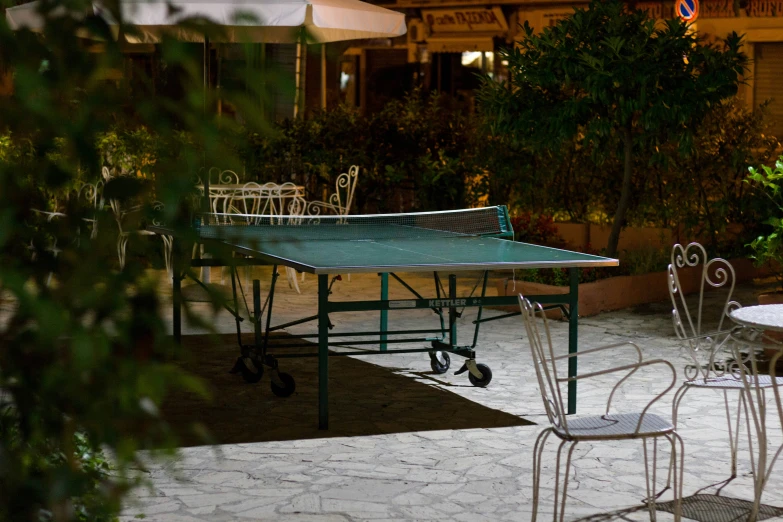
[
  {"left": 237, "top": 357, "right": 264, "bottom": 384},
  {"left": 271, "top": 372, "right": 296, "bottom": 397},
  {"left": 429, "top": 351, "right": 451, "bottom": 374},
  {"left": 468, "top": 363, "right": 492, "bottom": 387}
]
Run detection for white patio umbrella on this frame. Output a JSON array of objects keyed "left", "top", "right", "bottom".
[
  {"left": 115, "top": 0, "right": 406, "bottom": 44},
  {"left": 109, "top": 0, "right": 407, "bottom": 117},
  {"left": 6, "top": 0, "right": 405, "bottom": 116},
  {"left": 6, "top": 0, "right": 406, "bottom": 43}
]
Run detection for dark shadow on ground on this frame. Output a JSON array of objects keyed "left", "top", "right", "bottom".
[
  {"left": 571, "top": 494, "right": 783, "bottom": 522},
  {"left": 162, "top": 333, "right": 533, "bottom": 446}
]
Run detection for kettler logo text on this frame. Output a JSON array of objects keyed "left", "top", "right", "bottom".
[{"left": 429, "top": 299, "right": 467, "bottom": 307}]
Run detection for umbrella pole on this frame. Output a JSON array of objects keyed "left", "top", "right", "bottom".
[
  {"left": 294, "top": 39, "right": 301, "bottom": 119},
  {"left": 321, "top": 44, "right": 326, "bottom": 110},
  {"left": 293, "top": 31, "right": 307, "bottom": 119},
  {"left": 202, "top": 36, "right": 211, "bottom": 213},
  {"left": 200, "top": 36, "right": 211, "bottom": 285}
]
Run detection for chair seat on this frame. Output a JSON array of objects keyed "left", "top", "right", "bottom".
[
  {"left": 684, "top": 374, "right": 783, "bottom": 389},
  {"left": 555, "top": 412, "right": 674, "bottom": 440}
]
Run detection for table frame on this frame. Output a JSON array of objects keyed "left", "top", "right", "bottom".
[
  {"left": 728, "top": 306, "right": 783, "bottom": 521},
  {"left": 171, "top": 246, "right": 582, "bottom": 430}
]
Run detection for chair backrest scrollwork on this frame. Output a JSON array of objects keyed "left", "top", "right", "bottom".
[
  {"left": 208, "top": 168, "right": 240, "bottom": 186},
  {"left": 306, "top": 165, "right": 359, "bottom": 220},
  {"left": 668, "top": 242, "right": 741, "bottom": 382}
]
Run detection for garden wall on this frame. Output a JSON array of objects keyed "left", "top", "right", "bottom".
[
  {"left": 496, "top": 258, "right": 772, "bottom": 318},
  {"left": 557, "top": 223, "right": 673, "bottom": 251},
  {"left": 556, "top": 223, "right": 748, "bottom": 251}
]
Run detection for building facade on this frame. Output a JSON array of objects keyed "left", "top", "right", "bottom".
[{"left": 338, "top": 0, "right": 783, "bottom": 138}]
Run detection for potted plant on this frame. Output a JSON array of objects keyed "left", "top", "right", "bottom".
[
  {"left": 746, "top": 157, "right": 783, "bottom": 350},
  {"left": 747, "top": 156, "right": 783, "bottom": 302}
]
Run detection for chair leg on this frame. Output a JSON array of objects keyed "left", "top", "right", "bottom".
[
  {"left": 161, "top": 235, "right": 173, "bottom": 278},
  {"left": 665, "top": 384, "right": 690, "bottom": 489},
  {"left": 749, "top": 388, "right": 769, "bottom": 522},
  {"left": 532, "top": 428, "right": 552, "bottom": 522},
  {"left": 286, "top": 267, "right": 301, "bottom": 294},
  {"left": 669, "top": 432, "right": 684, "bottom": 522},
  {"left": 743, "top": 391, "right": 757, "bottom": 482},
  {"left": 723, "top": 390, "right": 741, "bottom": 479},
  {"left": 117, "top": 234, "right": 129, "bottom": 271},
  {"left": 643, "top": 437, "right": 658, "bottom": 521},
  {"left": 556, "top": 440, "right": 578, "bottom": 522}
]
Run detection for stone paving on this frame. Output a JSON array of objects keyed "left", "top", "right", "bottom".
[{"left": 121, "top": 267, "right": 783, "bottom": 521}]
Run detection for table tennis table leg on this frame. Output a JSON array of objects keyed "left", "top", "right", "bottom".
[
  {"left": 380, "top": 273, "right": 388, "bottom": 352},
  {"left": 449, "top": 274, "right": 458, "bottom": 347},
  {"left": 568, "top": 267, "right": 579, "bottom": 415},
  {"left": 318, "top": 274, "right": 329, "bottom": 430}
]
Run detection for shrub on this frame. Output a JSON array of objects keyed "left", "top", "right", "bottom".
[
  {"left": 233, "top": 90, "right": 486, "bottom": 213},
  {"left": 0, "top": 4, "right": 264, "bottom": 520},
  {"left": 510, "top": 212, "right": 563, "bottom": 246}
]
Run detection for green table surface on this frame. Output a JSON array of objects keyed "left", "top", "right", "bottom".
[{"left": 180, "top": 224, "right": 618, "bottom": 274}]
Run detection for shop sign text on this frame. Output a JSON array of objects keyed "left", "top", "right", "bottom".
[{"left": 423, "top": 7, "right": 508, "bottom": 33}]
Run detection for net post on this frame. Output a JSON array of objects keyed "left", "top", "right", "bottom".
[
  {"left": 318, "top": 274, "right": 329, "bottom": 430},
  {"left": 380, "top": 273, "right": 388, "bottom": 351},
  {"left": 567, "top": 266, "right": 579, "bottom": 415},
  {"left": 497, "top": 205, "right": 514, "bottom": 238}
]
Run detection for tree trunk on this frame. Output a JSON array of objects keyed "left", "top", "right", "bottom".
[{"left": 605, "top": 126, "right": 634, "bottom": 258}]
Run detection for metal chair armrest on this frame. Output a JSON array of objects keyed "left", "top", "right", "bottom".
[
  {"left": 552, "top": 341, "right": 642, "bottom": 364},
  {"left": 558, "top": 358, "right": 677, "bottom": 433}
]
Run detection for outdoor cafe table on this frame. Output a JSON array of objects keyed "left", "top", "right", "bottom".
[
  {"left": 196, "top": 183, "right": 305, "bottom": 215},
  {"left": 729, "top": 304, "right": 783, "bottom": 521},
  {"left": 152, "top": 206, "right": 619, "bottom": 429}
]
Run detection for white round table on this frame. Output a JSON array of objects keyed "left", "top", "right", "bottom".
[
  {"left": 730, "top": 304, "right": 783, "bottom": 332},
  {"left": 728, "top": 303, "right": 783, "bottom": 520}
]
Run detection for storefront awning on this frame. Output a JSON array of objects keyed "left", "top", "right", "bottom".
[{"left": 426, "top": 36, "right": 494, "bottom": 53}]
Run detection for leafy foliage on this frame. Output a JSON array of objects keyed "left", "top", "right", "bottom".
[
  {"left": 478, "top": 0, "right": 749, "bottom": 256},
  {"left": 747, "top": 156, "right": 783, "bottom": 286},
  {"left": 0, "top": 1, "right": 272, "bottom": 520},
  {"left": 237, "top": 90, "right": 487, "bottom": 212},
  {"left": 510, "top": 212, "right": 563, "bottom": 246}
]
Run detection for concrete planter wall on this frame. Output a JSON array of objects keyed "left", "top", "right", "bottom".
[
  {"left": 496, "top": 258, "right": 770, "bottom": 318},
  {"left": 555, "top": 223, "right": 747, "bottom": 252}
]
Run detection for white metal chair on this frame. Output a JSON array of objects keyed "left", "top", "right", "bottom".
[
  {"left": 197, "top": 168, "right": 242, "bottom": 215},
  {"left": 226, "top": 181, "right": 306, "bottom": 293},
  {"left": 518, "top": 295, "right": 683, "bottom": 522},
  {"left": 29, "top": 180, "right": 104, "bottom": 286},
  {"left": 102, "top": 167, "right": 172, "bottom": 276},
  {"left": 301, "top": 165, "right": 359, "bottom": 282},
  {"left": 667, "top": 242, "right": 782, "bottom": 483},
  {"left": 28, "top": 209, "right": 66, "bottom": 287},
  {"left": 305, "top": 165, "right": 359, "bottom": 220}
]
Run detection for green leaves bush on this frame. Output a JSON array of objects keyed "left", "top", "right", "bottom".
[
  {"left": 0, "top": 3, "right": 268, "bottom": 521},
  {"left": 747, "top": 155, "right": 783, "bottom": 284},
  {"left": 237, "top": 90, "right": 487, "bottom": 213}
]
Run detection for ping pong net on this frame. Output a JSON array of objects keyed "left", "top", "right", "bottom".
[{"left": 196, "top": 206, "right": 513, "bottom": 242}]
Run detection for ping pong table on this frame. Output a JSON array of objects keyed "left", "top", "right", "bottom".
[{"left": 151, "top": 206, "right": 618, "bottom": 429}]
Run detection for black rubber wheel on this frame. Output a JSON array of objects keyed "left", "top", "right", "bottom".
[
  {"left": 468, "top": 363, "right": 492, "bottom": 387},
  {"left": 270, "top": 372, "right": 296, "bottom": 397},
  {"left": 239, "top": 357, "right": 264, "bottom": 384},
  {"left": 429, "top": 351, "right": 451, "bottom": 374}
]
